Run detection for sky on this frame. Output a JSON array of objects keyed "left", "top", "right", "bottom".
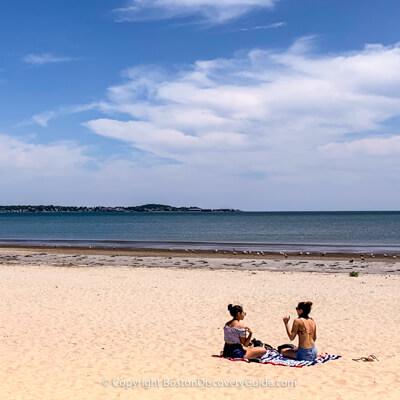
[{"left": 1, "top": 0, "right": 400, "bottom": 211}]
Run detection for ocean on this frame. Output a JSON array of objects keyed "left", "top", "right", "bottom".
[{"left": 0, "top": 211, "right": 399, "bottom": 254}]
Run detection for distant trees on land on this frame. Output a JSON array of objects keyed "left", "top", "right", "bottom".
[{"left": 0, "top": 204, "right": 240, "bottom": 213}]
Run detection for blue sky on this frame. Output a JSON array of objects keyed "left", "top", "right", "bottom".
[{"left": 1, "top": 0, "right": 400, "bottom": 210}]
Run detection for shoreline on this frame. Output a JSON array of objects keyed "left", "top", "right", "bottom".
[
  {"left": 1, "top": 240, "right": 399, "bottom": 256},
  {"left": 1, "top": 245, "right": 399, "bottom": 274},
  {"left": 0, "top": 243, "right": 399, "bottom": 261}
]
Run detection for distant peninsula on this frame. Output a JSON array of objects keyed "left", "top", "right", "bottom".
[{"left": 0, "top": 204, "right": 241, "bottom": 213}]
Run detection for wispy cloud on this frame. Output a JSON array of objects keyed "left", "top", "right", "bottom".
[
  {"left": 240, "top": 21, "right": 286, "bottom": 31},
  {"left": 266, "top": 21, "right": 286, "bottom": 28},
  {"left": 114, "top": 0, "right": 280, "bottom": 24},
  {"left": 31, "top": 104, "right": 98, "bottom": 127},
  {"left": 22, "top": 53, "right": 75, "bottom": 66}
]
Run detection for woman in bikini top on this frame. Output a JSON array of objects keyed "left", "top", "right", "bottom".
[
  {"left": 281, "top": 301, "right": 318, "bottom": 361},
  {"left": 297, "top": 317, "right": 316, "bottom": 347}
]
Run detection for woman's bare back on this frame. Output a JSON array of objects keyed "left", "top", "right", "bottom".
[{"left": 296, "top": 318, "right": 316, "bottom": 349}]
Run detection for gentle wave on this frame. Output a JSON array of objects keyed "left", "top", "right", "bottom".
[{"left": 1, "top": 238, "right": 400, "bottom": 254}]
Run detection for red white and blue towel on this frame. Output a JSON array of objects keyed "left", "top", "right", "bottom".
[{"left": 215, "top": 349, "right": 341, "bottom": 367}]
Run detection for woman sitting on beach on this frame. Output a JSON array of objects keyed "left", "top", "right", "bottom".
[
  {"left": 282, "top": 301, "right": 318, "bottom": 361},
  {"left": 222, "top": 304, "right": 267, "bottom": 359}
]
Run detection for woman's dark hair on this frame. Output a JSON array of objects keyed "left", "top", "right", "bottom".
[
  {"left": 297, "top": 301, "right": 313, "bottom": 319},
  {"left": 227, "top": 304, "right": 243, "bottom": 319}
]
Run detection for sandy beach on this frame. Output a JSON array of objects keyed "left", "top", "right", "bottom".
[{"left": 1, "top": 247, "right": 399, "bottom": 399}]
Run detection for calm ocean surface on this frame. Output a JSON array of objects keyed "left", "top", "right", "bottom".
[{"left": 0, "top": 211, "right": 399, "bottom": 253}]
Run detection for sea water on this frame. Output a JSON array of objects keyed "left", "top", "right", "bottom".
[{"left": 0, "top": 211, "right": 399, "bottom": 253}]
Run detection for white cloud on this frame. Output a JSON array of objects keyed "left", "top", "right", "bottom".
[
  {"left": 23, "top": 53, "right": 74, "bottom": 66},
  {"left": 84, "top": 118, "right": 247, "bottom": 160},
  {"left": 114, "top": 0, "right": 279, "bottom": 23}
]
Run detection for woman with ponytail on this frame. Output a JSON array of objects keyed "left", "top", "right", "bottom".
[
  {"left": 222, "top": 304, "right": 266, "bottom": 359},
  {"left": 282, "top": 301, "right": 318, "bottom": 361}
]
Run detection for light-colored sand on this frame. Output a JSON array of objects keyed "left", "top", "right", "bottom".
[{"left": 1, "top": 259, "right": 399, "bottom": 399}]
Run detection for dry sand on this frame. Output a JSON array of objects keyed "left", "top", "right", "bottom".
[{"left": 1, "top": 248, "right": 399, "bottom": 399}]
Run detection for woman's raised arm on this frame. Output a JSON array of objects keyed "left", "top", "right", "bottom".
[{"left": 283, "top": 316, "right": 298, "bottom": 341}]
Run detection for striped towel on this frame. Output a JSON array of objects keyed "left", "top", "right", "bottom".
[
  {"left": 260, "top": 349, "right": 341, "bottom": 367},
  {"left": 214, "top": 350, "right": 341, "bottom": 367}
]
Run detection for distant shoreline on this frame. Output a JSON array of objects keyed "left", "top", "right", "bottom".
[
  {"left": 0, "top": 204, "right": 241, "bottom": 213},
  {"left": 1, "top": 208, "right": 399, "bottom": 214}
]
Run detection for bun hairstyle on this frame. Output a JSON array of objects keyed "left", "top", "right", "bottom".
[
  {"left": 297, "top": 301, "right": 313, "bottom": 319},
  {"left": 227, "top": 304, "right": 243, "bottom": 319}
]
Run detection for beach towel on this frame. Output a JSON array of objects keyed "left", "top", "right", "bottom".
[{"left": 214, "top": 349, "right": 341, "bottom": 367}]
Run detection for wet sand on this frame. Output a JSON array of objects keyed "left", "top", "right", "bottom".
[{"left": 0, "top": 246, "right": 399, "bottom": 274}]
